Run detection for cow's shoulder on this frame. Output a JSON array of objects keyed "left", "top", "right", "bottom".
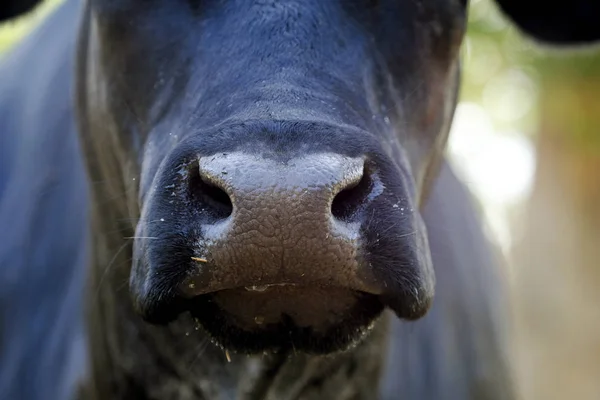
[{"left": 0, "top": 2, "right": 89, "bottom": 400}]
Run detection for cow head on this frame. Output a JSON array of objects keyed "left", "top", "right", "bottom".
[{"left": 2, "top": 0, "right": 599, "bottom": 355}]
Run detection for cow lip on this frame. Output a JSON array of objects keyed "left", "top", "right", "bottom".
[
  {"left": 179, "top": 276, "right": 382, "bottom": 298},
  {"left": 178, "top": 253, "right": 384, "bottom": 297},
  {"left": 242, "top": 283, "right": 297, "bottom": 292},
  {"left": 184, "top": 283, "right": 386, "bottom": 353}
]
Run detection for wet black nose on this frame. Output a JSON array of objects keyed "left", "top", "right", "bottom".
[{"left": 181, "top": 152, "right": 380, "bottom": 296}]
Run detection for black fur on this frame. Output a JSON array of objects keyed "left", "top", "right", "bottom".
[{"left": 0, "top": 4, "right": 87, "bottom": 399}]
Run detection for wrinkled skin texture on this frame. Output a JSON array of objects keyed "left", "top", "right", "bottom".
[{"left": 1, "top": 0, "right": 600, "bottom": 399}]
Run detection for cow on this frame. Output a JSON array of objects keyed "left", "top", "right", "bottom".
[{"left": 0, "top": 0, "right": 598, "bottom": 399}]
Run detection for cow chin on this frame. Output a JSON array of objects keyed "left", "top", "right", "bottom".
[{"left": 187, "top": 286, "right": 385, "bottom": 354}]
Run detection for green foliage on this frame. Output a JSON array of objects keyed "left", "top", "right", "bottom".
[{"left": 461, "top": 0, "right": 541, "bottom": 135}]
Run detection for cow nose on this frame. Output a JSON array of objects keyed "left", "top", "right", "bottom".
[
  {"left": 182, "top": 152, "right": 380, "bottom": 296},
  {"left": 189, "top": 152, "right": 369, "bottom": 226}
]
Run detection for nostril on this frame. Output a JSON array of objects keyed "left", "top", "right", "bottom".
[
  {"left": 331, "top": 165, "right": 372, "bottom": 222},
  {"left": 188, "top": 167, "right": 233, "bottom": 220}
]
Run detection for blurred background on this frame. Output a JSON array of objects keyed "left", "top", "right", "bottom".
[{"left": 1, "top": 0, "right": 599, "bottom": 399}]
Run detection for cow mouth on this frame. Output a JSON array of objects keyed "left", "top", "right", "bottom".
[{"left": 185, "top": 283, "right": 385, "bottom": 354}]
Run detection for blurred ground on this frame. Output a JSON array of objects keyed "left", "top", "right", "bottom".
[{"left": 2, "top": 1, "right": 600, "bottom": 399}]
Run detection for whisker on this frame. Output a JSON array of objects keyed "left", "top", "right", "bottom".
[
  {"left": 395, "top": 230, "right": 417, "bottom": 239},
  {"left": 364, "top": 209, "right": 376, "bottom": 230},
  {"left": 186, "top": 337, "right": 210, "bottom": 372},
  {"left": 115, "top": 273, "right": 132, "bottom": 293},
  {"left": 93, "top": 240, "right": 132, "bottom": 304},
  {"left": 380, "top": 222, "right": 399, "bottom": 235}
]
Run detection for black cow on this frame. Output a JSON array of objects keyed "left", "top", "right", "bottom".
[{"left": 0, "top": 0, "right": 598, "bottom": 399}]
